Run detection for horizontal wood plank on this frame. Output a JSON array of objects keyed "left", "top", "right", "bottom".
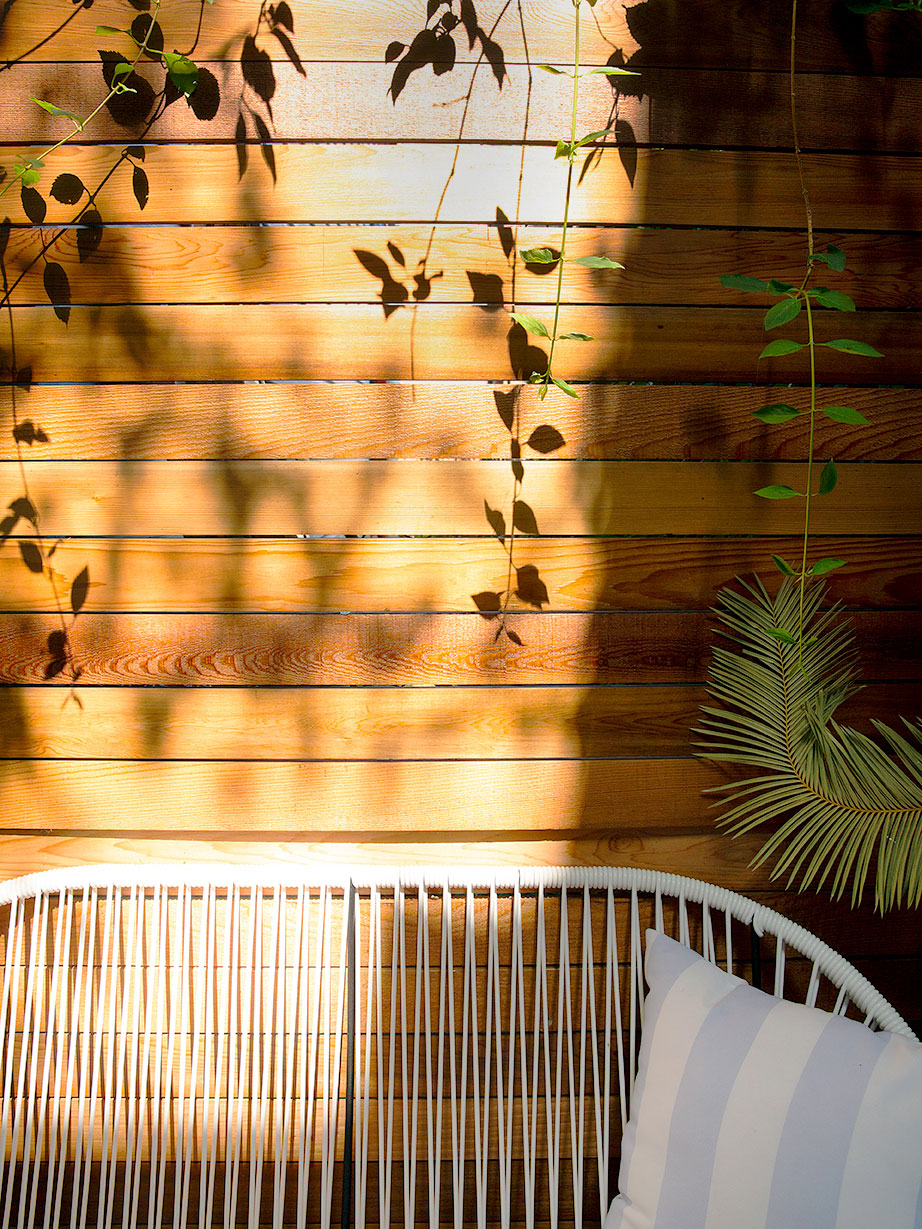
[
  {"left": 0, "top": 681, "right": 917, "bottom": 763},
  {"left": 5, "top": 64, "right": 921, "bottom": 152},
  {"left": 9, "top": 303, "right": 919, "bottom": 384},
  {"left": 0, "top": 611, "right": 918, "bottom": 686},
  {"left": 2, "top": 382, "right": 918, "bottom": 462},
  {"left": 0, "top": 757, "right": 729, "bottom": 832},
  {"left": 2, "top": 0, "right": 918, "bottom": 73},
  {"left": 5, "top": 226, "right": 920, "bottom": 311},
  {"left": 3, "top": 146, "right": 919, "bottom": 228},
  {"left": 1, "top": 536, "right": 919, "bottom": 613},
  {"left": 2, "top": 459, "right": 920, "bottom": 535},
  {"left": 0, "top": 828, "right": 893, "bottom": 896}
]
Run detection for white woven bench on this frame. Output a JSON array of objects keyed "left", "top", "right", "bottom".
[{"left": 0, "top": 865, "right": 914, "bottom": 1229}]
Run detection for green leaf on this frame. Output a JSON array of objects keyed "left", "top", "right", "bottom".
[
  {"left": 112, "top": 61, "right": 134, "bottom": 80},
  {"left": 822, "top": 404, "right": 868, "bottom": 425},
  {"left": 812, "top": 558, "right": 846, "bottom": 576},
  {"left": 555, "top": 140, "right": 572, "bottom": 160},
  {"left": 823, "top": 245, "right": 846, "bottom": 272},
  {"left": 755, "top": 484, "right": 800, "bottom": 499},
  {"left": 772, "top": 554, "right": 796, "bottom": 576},
  {"left": 163, "top": 50, "right": 199, "bottom": 97},
  {"left": 768, "top": 279, "right": 796, "bottom": 295},
  {"left": 557, "top": 330, "right": 594, "bottom": 341},
  {"left": 16, "top": 159, "right": 43, "bottom": 187},
  {"left": 550, "top": 374, "right": 579, "bottom": 398},
  {"left": 519, "top": 246, "right": 557, "bottom": 263},
  {"left": 537, "top": 63, "right": 568, "bottom": 74},
  {"left": 767, "top": 627, "right": 797, "bottom": 645},
  {"left": 764, "top": 298, "right": 802, "bottom": 330},
  {"left": 576, "top": 127, "right": 614, "bottom": 146},
  {"left": 587, "top": 65, "right": 640, "bottom": 75},
  {"left": 573, "top": 254, "right": 623, "bottom": 270},
  {"left": 95, "top": 24, "right": 124, "bottom": 35},
  {"left": 759, "top": 338, "right": 804, "bottom": 358},
  {"left": 753, "top": 403, "right": 799, "bottom": 424},
  {"left": 814, "top": 290, "right": 856, "bottom": 312},
  {"left": 31, "top": 98, "right": 83, "bottom": 123},
  {"left": 719, "top": 274, "right": 769, "bottom": 293},
  {"left": 818, "top": 458, "right": 838, "bottom": 494},
  {"left": 510, "top": 311, "right": 549, "bottom": 339},
  {"left": 823, "top": 338, "right": 883, "bottom": 357}
]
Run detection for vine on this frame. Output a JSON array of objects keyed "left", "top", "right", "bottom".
[
  {"left": 718, "top": 0, "right": 882, "bottom": 662},
  {"left": 697, "top": 0, "right": 922, "bottom": 911}
]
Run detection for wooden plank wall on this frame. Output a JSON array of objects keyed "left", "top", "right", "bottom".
[{"left": 0, "top": 0, "right": 920, "bottom": 1027}]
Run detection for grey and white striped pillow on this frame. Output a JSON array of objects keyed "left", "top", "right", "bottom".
[{"left": 605, "top": 929, "right": 922, "bottom": 1229}]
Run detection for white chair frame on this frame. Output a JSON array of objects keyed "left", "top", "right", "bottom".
[{"left": 0, "top": 864, "right": 914, "bottom": 1229}]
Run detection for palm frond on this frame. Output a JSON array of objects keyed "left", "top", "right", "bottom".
[{"left": 696, "top": 576, "right": 922, "bottom": 911}]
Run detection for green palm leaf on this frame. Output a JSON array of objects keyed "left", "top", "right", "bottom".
[{"left": 696, "top": 576, "right": 922, "bottom": 911}]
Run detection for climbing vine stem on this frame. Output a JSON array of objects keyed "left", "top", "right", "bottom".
[{"left": 720, "top": 0, "right": 883, "bottom": 659}]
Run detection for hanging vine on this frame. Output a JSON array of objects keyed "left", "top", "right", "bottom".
[{"left": 697, "top": 0, "right": 922, "bottom": 911}]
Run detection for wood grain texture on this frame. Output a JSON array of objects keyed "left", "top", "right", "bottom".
[
  {"left": 2, "top": 537, "right": 919, "bottom": 613},
  {"left": 0, "top": 680, "right": 917, "bottom": 763},
  {"left": 3, "top": 146, "right": 919, "bottom": 228},
  {"left": 3, "top": 459, "right": 920, "bottom": 536},
  {"left": 8, "top": 303, "right": 918, "bottom": 384},
  {"left": 0, "top": 610, "right": 918, "bottom": 686},
  {"left": 0, "top": 756, "right": 729, "bottom": 830},
  {"left": 6, "top": 225, "right": 921, "bottom": 310},
  {"left": 4, "top": 63, "right": 921, "bottom": 151},
  {"left": 2, "top": 0, "right": 918, "bottom": 73},
  {"left": 0, "top": 830, "right": 815, "bottom": 893},
  {"left": 2, "top": 382, "right": 918, "bottom": 462}
]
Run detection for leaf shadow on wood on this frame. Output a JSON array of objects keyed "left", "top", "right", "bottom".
[{"left": 387, "top": 0, "right": 509, "bottom": 104}]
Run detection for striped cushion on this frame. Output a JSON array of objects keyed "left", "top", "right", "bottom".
[{"left": 605, "top": 930, "right": 922, "bottom": 1229}]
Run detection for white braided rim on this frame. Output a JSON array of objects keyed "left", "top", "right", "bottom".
[{"left": 0, "top": 862, "right": 913, "bottom": 1039}]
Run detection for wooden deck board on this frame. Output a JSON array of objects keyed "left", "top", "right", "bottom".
[
  {"left": 8, "top": 302, "right": 918, "bottom": 384},
  {"left": 2, "top": 383, "right": 919, "bottom": 462},
  {"left": 3, "top": 146, "right": 920, "bottom": 228},
  {"left": 1, "top": 610, "right": 918, "bottom": 685},
  {"left": 2, "top": 458, "right": 920, "bottom": 536},
  {"left": 0, "top": 680, "right": 916, "bottom": 764},
  {"left": 2, "top": 536, "right": 919, "bottom": 613},
  {"left": 5, "top": 226, "right": 920, "bottom": 311}
]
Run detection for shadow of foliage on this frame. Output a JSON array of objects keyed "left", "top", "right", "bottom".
[
  {"left": 387, "top": 0, "right": 508, "bottom": 102},
  {"left": 1, "top": 222, "right": 87, "bottom": 691},
  {"left": 235, "top": 2, "right": 304, "bottom": 184},
  {"left": 353, "top": 244, "right": 443, "bottom": 319}
]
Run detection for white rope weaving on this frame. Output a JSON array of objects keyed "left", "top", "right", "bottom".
[{"left": 0, "top": 865, "right": 914, "bottom": 1229}]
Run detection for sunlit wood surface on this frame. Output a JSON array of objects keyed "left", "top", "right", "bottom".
[{"left": 0, "top": 0, "right": 920, "bottom": 1045}]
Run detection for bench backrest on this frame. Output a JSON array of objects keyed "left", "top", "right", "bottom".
[{"left": 0, "top": 866, "right": 912, "bottom": 1229}]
